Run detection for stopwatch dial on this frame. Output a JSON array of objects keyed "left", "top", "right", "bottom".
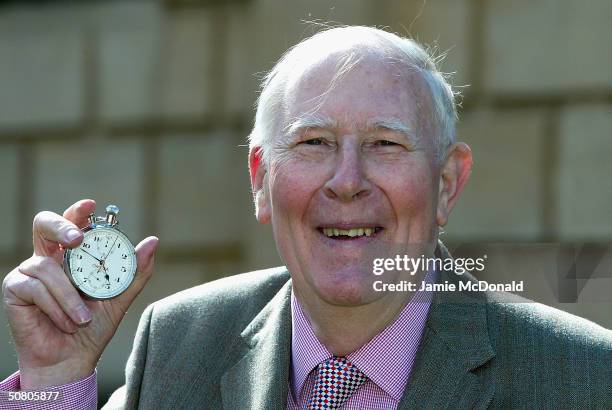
[{"left": 68, "top": 227, "right": 136, "bottom": 299}]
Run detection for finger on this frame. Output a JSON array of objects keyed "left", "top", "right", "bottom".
[
  {"left": 63, "top": 199, "right": 97, "bottom": 229},
  {"left": 135, "top": 236, "right": 159, "bottom": 277},
  {"left": 115, "top": 236, "right": 159, "bottom": 309},
  {"left": 33, "top": 211, "right": 83, "bottom": 257},
  {"left": 4, "top": 269, "right": 79, "bottom": 334},
  {"left": 19, "top": 256, "right": 92, "bottom": 326}
]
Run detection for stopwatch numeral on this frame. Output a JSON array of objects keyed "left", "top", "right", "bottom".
[
  {"left": 121, "top": 267, "right": 127, "bottom": 272},
  {"left": 76, "top": 267, "right": 83, "bottom": 272},
  {"left": 83, "top": 243, "right": 91, "bottom": 248},
  {"left": 94, "top": 236, "right": 101, "bottom": 242},
  {"left": 116, "top": 278, "right": 120, "bottom": 282},
  {"left": 117, "top": 243, "right": 121, "bottom": 248},
  {"left": 78, "top": 255, "right": 82, "bottom": 259},
  {"left": 122, "top": 254, "right": 127, "bottom": 259}
]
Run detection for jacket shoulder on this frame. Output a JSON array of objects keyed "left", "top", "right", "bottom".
[
  {"left": 487, "top": 293, "right": 612, "bottom": 351},
  {"left": 485, "top": 293, "right": 611, "bottom": 406},
  {"left": 150, "top": 266, "right": 290, "bottom": 325}
]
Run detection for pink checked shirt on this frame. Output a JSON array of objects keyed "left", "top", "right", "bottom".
[
  {"left": 0, "top": 272, "right": 434, "bottom": 409},
  {"left": 0, "top": 370, "right": 96, "bottom": 410},
  {"left": 287, "top": 271, "right": 435, "bottom": 409}
]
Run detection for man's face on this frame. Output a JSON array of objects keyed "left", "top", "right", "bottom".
[{"left": 255, "top": 55, "right": 444, "bottom": 308}]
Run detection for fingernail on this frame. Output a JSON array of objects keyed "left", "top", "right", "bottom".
[
  {"left": 66, "top": 320, "right": 79, "bottom": 333},
  {"left": 66, "top": 229, "right": 80, "bottom": 242},
  {"left": 76, "top": 305, "right": 92, "bottom": 325}
]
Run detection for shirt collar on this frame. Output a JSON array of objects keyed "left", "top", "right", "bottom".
[
  {"left": 290, "top": 291, "right": 331, "bottom": 402},
  {"left": 290, "top": 269, "right": 437, "bottom": 402}
]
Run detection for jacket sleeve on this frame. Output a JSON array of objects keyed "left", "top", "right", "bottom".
[{"left": 102, "top": 304, "right": 154, "bottom": 410}]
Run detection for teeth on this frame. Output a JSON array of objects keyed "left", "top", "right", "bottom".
[{"left": 322, "top": 227, "right": 375, "bottom": 237}]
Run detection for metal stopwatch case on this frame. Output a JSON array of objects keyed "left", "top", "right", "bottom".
[{"left": 63, "top": 205, "right": 137, "bottom": 300}]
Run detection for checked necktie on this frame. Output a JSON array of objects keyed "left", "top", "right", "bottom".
[{"left": 308, "top": 356, "right": 367, "bottom": 409}]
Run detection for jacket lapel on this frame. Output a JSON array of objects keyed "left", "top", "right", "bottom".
[
  {"left": 398, "top": 243, "right": 496, "bottom": 409},
  {"left": 220, "top": 279, "right": 293, "bottom": 410}
]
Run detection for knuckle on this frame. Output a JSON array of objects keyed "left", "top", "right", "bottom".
[
  {"left": 5, "top": 272, "right": 33, "bottom": 299},
  {"left": 2, "top": 268, "right": 17, "bottom": 295},
  {"left": 38, "top": 256, "right": 59, "bottom": 273},
  {"left": 17, "top": 257, "right": 35, "bottom": 275},
  {"left": 50, "top": 216, "right": 66, "bottom": 233},
  {"left": 29, "top": 276, "right": 45, "bottom": 293},
  {"left": 32, "top": 211, "right": 45, "bottom": 224},
  {"left": 19, "top": 256, "right": 61, "bottom": 281},
  {"left": 33, "top": 211, "right": 71, "bottom": 235},
  {"left": 32, "top": 211, "right": 52, "bottom": 228}
]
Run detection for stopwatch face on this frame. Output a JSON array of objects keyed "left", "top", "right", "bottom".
[{"left": 65, "top": 226, "right": 137, "bottom": 299}]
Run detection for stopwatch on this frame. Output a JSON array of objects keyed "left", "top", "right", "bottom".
[{"left": 63, "top": 205, "right": 137, "bottom": 300}]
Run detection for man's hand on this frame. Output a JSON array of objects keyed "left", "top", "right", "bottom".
[{"left": 1, "top": 199, "right": 158, "bottom": 389}]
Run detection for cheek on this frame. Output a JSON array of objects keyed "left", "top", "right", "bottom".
[
  {"left": 369, "top": 157, "right": 438, "bottom": 221},
  {"left": 268, "top": 158, "right": 323, "bottom": 222},
  {"left": 267, "top": 158, "right": 327, "bottom": 268}
]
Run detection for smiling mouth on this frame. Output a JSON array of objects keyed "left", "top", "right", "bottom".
[{"left": 318, "top": 227, "right": 384, "bottom": 239}]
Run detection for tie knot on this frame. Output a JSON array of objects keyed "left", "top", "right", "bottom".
[{"left": 308, "top": 356, "right": 367, "bottom": 409}]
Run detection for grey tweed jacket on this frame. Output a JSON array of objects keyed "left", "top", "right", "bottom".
[{"left": 104, "top": 245, "right": 611, "bottom": 409}]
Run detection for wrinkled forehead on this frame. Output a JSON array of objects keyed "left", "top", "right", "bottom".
[{"left": 281, "top": 49, "right": 434, "bottom": 135}]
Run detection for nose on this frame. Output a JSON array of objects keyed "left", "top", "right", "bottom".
[{"left": 323, "top": 141, "right": 372, "bottom": 201}]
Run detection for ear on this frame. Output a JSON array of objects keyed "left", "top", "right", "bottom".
[
  {"left": 436, "top": 142, "right": 472, "bottom": 227},
  {"left": 248, "top": 146, "right": 271, "bottom": 224}
]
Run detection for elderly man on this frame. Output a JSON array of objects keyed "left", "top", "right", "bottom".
[{"left": 2, "top": 26, "right": 610, "bottom": 409}]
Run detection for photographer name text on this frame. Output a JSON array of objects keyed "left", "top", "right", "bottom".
[{"left": 373, "top": 279, "right": 524, "bottom": 292}]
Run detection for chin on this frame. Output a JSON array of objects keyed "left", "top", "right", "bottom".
[{"left": 314, "top": 272, "right": 380, "bottom": 307}]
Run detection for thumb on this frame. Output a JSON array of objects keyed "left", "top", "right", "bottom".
[
  {"left": 113, "top": 236, "right": 158, "bottom": 310},
  {"left": 134, "top": 236, "right": 159, "bottom": 278}
]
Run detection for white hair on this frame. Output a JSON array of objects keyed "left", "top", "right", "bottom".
[{"left": 248, "top": 26, "right": 458, "bottom": 164}]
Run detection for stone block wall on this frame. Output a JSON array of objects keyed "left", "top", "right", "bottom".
[{"left": 1, "top": 0, "right": 610, "bottom": 400}]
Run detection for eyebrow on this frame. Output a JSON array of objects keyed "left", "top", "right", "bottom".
[
  {"left": 367, "top": 118, "right": 418, "bottom": 144},
  {"left": 283, "top": 115, "right": 418, "bottom": 144},
  {"left": 283, "top": 114, "right": 338, "bottom": 137}
]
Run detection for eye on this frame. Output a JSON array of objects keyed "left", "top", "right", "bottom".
[
  {"left": 376, "top": 140, "right": 398, "bottom": 146},
  {"left": 302, "top": 138, "right": 323, "bottom": 145}
]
